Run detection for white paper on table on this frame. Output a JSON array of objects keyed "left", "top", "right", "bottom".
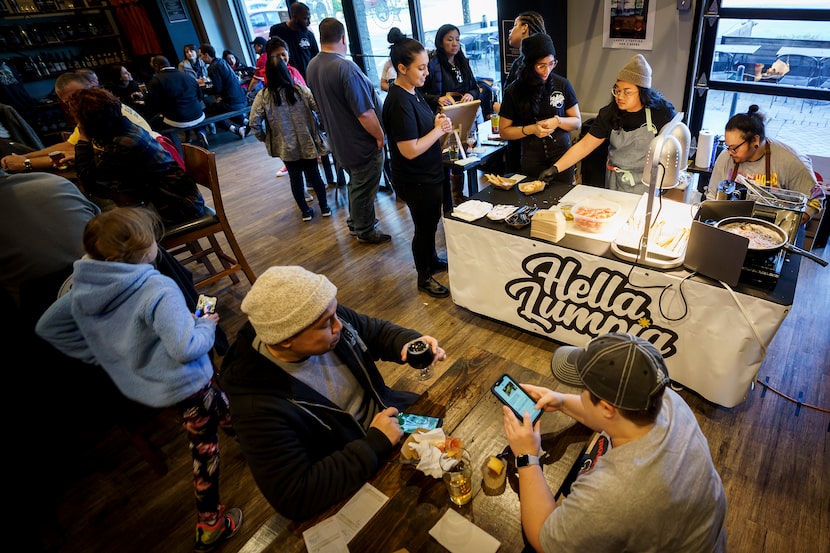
[
  {"left": 335, "top": 482, "right": 390, "bottom": 542},
  {"left": 303, "top": 517, "right": 349, "bottom": 553},
  {"left": 428, "top": 508, "right": 500, "bottom": 553},
  {"left": 455, "top": 156, "right": 480, "bottom": 166}
]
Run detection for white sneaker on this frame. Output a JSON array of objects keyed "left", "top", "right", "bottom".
[{"left": 276, "top": 166, "right": 288, "bottom": 177}]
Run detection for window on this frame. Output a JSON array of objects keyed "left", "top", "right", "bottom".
[{"left": 689, "top": 2, "right": 829, "bottom": 158}]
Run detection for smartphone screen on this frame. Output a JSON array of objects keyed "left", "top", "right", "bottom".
[
  {"left": 397, "top": 413, "right": 442, "bottom": 434},
  {"left": 491, "top": 374, "right": 542, "bottom": 424}
]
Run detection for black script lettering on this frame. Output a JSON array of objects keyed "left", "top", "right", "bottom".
[{"left": 506, "top": 252, "right": 679, "bottom": 358}]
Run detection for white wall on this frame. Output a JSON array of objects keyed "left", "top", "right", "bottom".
[{"left": 566, "top": 0, "right": 696, "bottom": 115}]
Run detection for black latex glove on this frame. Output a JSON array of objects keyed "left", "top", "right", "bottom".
[{"left": 540, "top": 165, "right": 559, "bottom": 182}]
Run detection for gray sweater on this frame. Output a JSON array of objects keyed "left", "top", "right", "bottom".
[{"left": 249, "top": 85, "right": 329, "bottom": 162}]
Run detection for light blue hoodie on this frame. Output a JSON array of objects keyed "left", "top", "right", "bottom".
[{"left": 36, "top": 258, "right": 216, "bottom": 407}]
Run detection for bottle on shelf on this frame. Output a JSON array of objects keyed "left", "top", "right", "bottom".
[{"left": 17, "top": 25, "right": 33, "bottom": 46}]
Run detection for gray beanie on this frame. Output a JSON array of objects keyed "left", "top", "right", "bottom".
[
  {"left": 616, "top": 54, "right": 652, "bottom": 89},
  {"left": 241, "top": 266, "right": 337, "bottom": 344},
  {"left": 521, "top": 33, "right": 556, "bottom": 63}
]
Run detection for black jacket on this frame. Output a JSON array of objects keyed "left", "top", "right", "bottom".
[{"left": 219, "top": 305, "right": 420, "bottom": 520}]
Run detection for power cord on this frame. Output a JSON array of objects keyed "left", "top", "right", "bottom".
[{"left": 753, "top": 378, "right": 830, "bottom": 414}]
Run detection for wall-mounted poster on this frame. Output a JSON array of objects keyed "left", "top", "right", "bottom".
[
  {"left": 603, "top": 0, "right": 656, "bottom": 50},
  {"left": 162, "top": 0, "right": 188, "bottom": 23}
]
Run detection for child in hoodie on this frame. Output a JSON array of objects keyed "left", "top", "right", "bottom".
[{"left": 35, "top": 206, "right": 243, "bottom": 552}]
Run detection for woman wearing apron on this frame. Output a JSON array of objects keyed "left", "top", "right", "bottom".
[
  {"left": 540, "top": 55, "right": 676, "bottom": 195},
  {"left": 498, "top": 33, "right": 581, "bottom": 184},
  {"left": 706, "top": 104, "right": 823, "bottom": 225}
]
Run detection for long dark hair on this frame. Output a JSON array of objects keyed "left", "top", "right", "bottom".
[
  {"left": 725, "top": 104, "right": 766, "bottom": 142},
  {"left": 264, "top": 55, "right": 297, "bottom": 106},
  {"left": 607, "top": 86, "right": 676, "bottom": 130},
  {"left": 433, "top": 24, "right": 472, "bottom": 79}
]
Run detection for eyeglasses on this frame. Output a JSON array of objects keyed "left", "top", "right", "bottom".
[
  {"left": 534, "top": 60, "right": 558, "bottom": 72},
  {"left": 611, "top": 86, "right": 637, "bottom": 99},
  {"left": 726, "top": 139, "right": 747, "bottom": 154}
]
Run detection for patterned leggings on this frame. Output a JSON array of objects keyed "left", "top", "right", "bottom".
[{"left": 175, "top": 380, "right": 233, "bottom": 523}]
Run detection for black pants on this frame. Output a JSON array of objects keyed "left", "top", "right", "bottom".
[{"left": 400, "top": 180, "right": 444, "bottom": 278}]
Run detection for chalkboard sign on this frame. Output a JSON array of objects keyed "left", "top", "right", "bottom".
[{"left": 162, "top": 0, "right": 187, "bottom": 23}]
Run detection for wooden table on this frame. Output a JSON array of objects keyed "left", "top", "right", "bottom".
[{"left": 248, "top": 347, "right": 592, "bottom": 553}]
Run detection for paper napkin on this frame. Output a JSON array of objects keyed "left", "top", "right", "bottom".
[
  {"left": 406, "top": 428, "right": 446, "bottom": 478},
  {"left": 428, "top": 508, "right": 500, "bottom": 553}
]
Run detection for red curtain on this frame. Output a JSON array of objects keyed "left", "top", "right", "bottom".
[{"left": 110, "top": 0, "right": 162, "bottom": 56}]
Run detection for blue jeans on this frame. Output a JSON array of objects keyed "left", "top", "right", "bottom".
[{"left": 344, "top": 149, "right": 384, "bottom": 236}]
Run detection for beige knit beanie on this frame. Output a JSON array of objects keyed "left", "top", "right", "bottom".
[
  {"left": 616, "top": 54, "right": 652, "bottom": 89},
  {"left": 241, "top": 266, "right": 337, "bottom": 344}
]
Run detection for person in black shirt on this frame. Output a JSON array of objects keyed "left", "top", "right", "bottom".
[
  {"left": 199, "top": 43, "right": 250, "bottom": 139},
  {"left": 382, "top": 32, "right": 454, "bottom": 298},
  {"left": 498, "top": 34, "right": 581, "bottom": 183},
  {"left": 269, "top": 2, "right": 319, "bottom": 79},
  {"left": 540, "top": 55, "right": 676, "bottom": 195}
]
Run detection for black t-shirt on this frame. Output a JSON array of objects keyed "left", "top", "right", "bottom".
[
  {"left": 269, "top": 23, "right": 319, "bottom": 78},
  {"left": 589, "top": 102, "right": 676, "bottom": 140},
  {"left": 382, "top": 84, "right": 445, "bottom": 186},
  {"left": 500, "top": 73, "right": 578, "bottom": 126}
]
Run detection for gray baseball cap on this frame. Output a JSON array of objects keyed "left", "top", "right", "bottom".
[{"left": 550, "top": 332, "right": 670, "bottom": 410}]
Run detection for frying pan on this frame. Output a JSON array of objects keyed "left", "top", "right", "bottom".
[{"left": 715, "top": 216, "right": 828, "bottom": 267}]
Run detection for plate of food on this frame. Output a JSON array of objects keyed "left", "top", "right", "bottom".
[
  {"left": 518, "top": 180, "right": 546, "bottom": 195},
  {"left": 484, "top": 173, "right": 525, "bottom": 190},
  {"left": 486, "top": 204, "right": 519, "bottom": 221}
]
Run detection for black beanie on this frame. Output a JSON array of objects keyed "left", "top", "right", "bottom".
[{"left": 521, "top": 33, "right": 556, "bottom": 62}]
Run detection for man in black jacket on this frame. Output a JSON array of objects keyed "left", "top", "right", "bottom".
[
  {"left": 198, "top": 43, "right": 249, "bottom": 139},
  {"left": 145, "top": 55, "right": 207, "bottom": 148},
  {"left": 219, "top": 266, "right": 446, "bottom": 520}
]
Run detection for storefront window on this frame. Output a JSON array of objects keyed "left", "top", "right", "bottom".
[{"left": 691, "top": 4, "right": 829, "bottom": 158}]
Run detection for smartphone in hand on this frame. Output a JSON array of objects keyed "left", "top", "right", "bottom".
[
  {"left": 491, "top": 373, "right": 543, "bottom": 424},
  {"left": 195, "top": 294, "right": 217, "bottom": 317},
  {"left": 397, "top": 413, "right": 442, "bottom": 434}
]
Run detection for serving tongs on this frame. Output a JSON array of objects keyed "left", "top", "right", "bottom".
[
  {"left": 505, "top": 205, "right": 539, "bottom": 229},
  {"left": 735, "top": 175, "right": 780, "bottom": 208}
]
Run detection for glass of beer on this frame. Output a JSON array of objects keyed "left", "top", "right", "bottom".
[
  {"left": 49, "top": 151, "right": 69, "bottom": 170},
  {"left": 440, "top": 448, "right": 473, "bottom": 506}
]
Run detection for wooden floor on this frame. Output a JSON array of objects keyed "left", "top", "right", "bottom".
[{"left": 38, "top": 132, "right": 829, "bottom": 553}]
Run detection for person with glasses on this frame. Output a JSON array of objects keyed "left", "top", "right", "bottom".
[
  {"left": 705, "top": 104, "right": 823, "bottom": 225},
  {"left": 498, "top": 33, "right": 580, "bottom": 184},
  {"left": 540, "top": 55, "right": 676, "bottom": 194}
]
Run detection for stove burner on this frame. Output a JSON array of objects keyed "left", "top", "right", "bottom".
[{"left": 740, "top": 249, "right": 786, "bottom": 287}]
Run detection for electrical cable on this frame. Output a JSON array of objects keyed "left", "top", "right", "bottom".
[{"left": 753, "top": 378, "right": 830, "bottom": 413}]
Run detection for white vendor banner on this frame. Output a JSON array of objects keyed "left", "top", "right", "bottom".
[
  {"left": 603, "top": 0, "right": 657, "bottom": 51},
  {"left": 445, "top": 218, "right": 790, "bottom": 408}
]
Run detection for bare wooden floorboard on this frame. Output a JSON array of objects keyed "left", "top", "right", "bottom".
[{"left": 45, "top": 133, "right": 830, "bottom": 553}]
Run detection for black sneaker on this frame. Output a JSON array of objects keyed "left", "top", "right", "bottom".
[
  {"left": 321, "top": 206, "right": 332, "bottom": 217},
  {"left": 356, "top": 229, "right": 391, "bottom": 244},
  {"left": 418, "top": 276, "right": 450, "bottom": 298},
  {"left": 349, "top": 218, "right": 380, "bottom": 236},
  {"left": 302, "top": 209, "right": 314, "bottom": 221}
]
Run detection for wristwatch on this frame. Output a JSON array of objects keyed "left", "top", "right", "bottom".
[
  {"left": 516, "top": 454, "right": 540, "bottom": 468},
  {"left": 24, "top": 158, "right": 32, "bottom": 172}
]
